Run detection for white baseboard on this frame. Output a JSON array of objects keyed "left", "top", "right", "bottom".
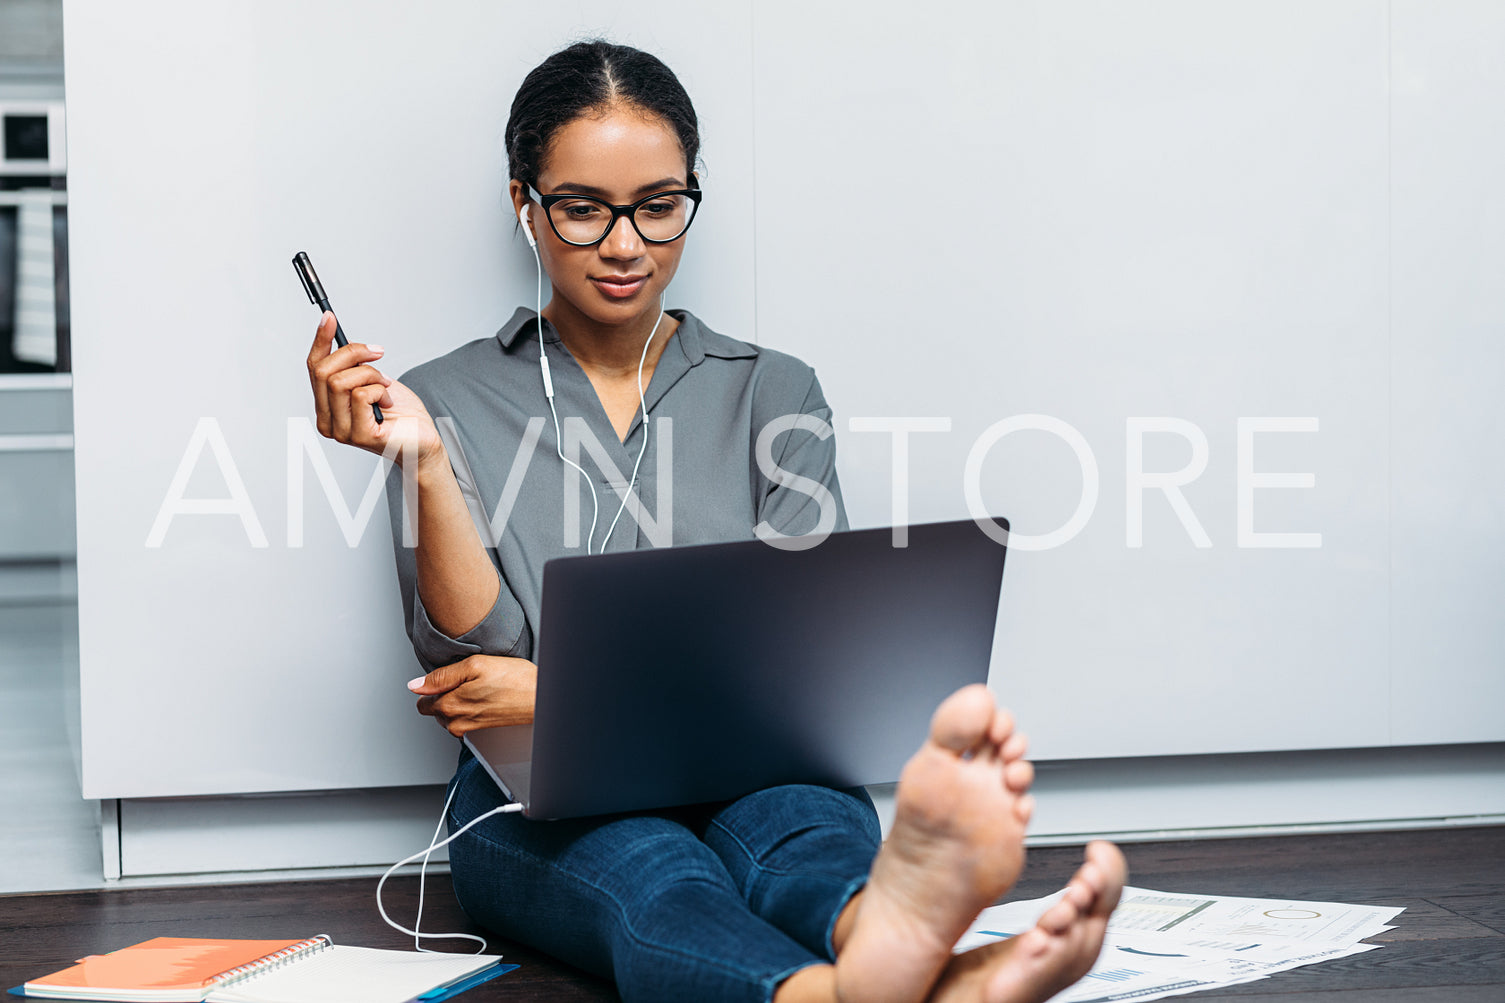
[
  {"left": 118, "top": 786, "right": 452, "bottom": 878},
  {"left": 865, "top": 741, "right": 1505, "bottom": 843},
  {"left": 111, "top": 742, "right": 1505, "bottom": 881}
]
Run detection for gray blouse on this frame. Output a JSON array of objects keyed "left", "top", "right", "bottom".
[{"left": 383, "top": 307, "right": 848, "bottom": 671}]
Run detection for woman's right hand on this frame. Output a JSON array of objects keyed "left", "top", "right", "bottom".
[
  {"left": 408, "top": 655, "right": 538, "bottom": 736},
  {"left": 305, "top": 311, "right": 443, "bottom": 465}
]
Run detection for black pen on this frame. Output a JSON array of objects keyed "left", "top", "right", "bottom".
[{"left": 293, "top": 250, "right": 384, "bottom": 424}]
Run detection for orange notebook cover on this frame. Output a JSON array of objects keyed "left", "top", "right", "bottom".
[{"left": 22, "top": 937, "right": 321, "bottom": 1001}]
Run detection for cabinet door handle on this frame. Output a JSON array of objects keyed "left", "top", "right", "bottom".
[{"left": 0, "top": 433, "right": 73, "bottom": 452}]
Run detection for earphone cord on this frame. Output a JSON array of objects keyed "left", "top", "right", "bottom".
[
  {"left": 377, "top": 213, "right": 660, "bottom": 950},
  {"left": 375, "top": 783, "right": 523, "bottom": 954},
  {"left": 534, "top": 243, "right": 602, "bottom": 553},
  {"left": 598, "top": 296, "right": 662, "bottom": 552},
  {"left": 532, "top": 235, "right": 664, "bottom": 555}
]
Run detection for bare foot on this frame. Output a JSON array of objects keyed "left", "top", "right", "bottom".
[
  {"left": 929, "top": 841, "right": 1128, "bottom": 1003},
  {"left": 832, "top": 684, "right": 1035, "bottom": 1003}
]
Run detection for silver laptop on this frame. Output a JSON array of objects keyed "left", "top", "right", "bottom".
[{"left": 464, "top": 517, "right": 1009, "bottom": 820}]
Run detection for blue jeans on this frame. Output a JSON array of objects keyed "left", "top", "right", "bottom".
[{"left": 446, "top": 745, "right": 882, "bottom": 1003}]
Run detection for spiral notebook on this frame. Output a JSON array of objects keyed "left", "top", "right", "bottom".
[{"left": 13, "top": 936, "right": 510, "bottom": 1003}]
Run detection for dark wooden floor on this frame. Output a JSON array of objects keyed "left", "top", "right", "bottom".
[{"left": 3, "top": 826, "right": 1501, "bottom": 1001}]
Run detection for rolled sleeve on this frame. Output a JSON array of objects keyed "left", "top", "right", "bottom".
[{"left": 406, "top": 574, "right": 528, "bottom": 671}]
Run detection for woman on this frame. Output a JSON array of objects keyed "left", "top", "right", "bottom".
[{"left": 307, "top": 39, "right": 1124, "bottom": 1003}]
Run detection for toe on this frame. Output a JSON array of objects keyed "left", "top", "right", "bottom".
[
  {"left": 1011, "top": 925, "right": 1053, "bottom": 960},
  {"left": 929, "top": 683, "right": 996, "bottom": 754},
  {"left": 1037, "top": 895, "right": 1081, "bottom": 934},
  {"left": 1014, "top": 793, "right": 1035, "bottom": 825},
  {"left": 1061, "top": 873, "right": 1095, "bottom": 912},
  {"left": 1075, "top": 862, "right": 1104, "bottom": 898},
  {"left": 987, "top": 706, "right": 1016, "bottom": 746},
  {"left": 1084, "top": 841, "right": 1127, "bottom": 915},
  {"left": 1002, "top": 731, "right": 1029, "bottom": 762},
  {"left": 1005, "top": 758, "right": 1034, "bottom": 793}
]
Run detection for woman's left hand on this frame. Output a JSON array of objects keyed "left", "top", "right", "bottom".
[{"left": 407, "top": 655, "right": 537, "bottom": 736}]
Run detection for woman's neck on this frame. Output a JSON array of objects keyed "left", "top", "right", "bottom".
[{"left": 542, "top": 296, "right": 678, "bottom": 379}]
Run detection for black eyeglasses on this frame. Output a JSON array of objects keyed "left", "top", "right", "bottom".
[{"left": 527, "top": 180, "right": 702, "bottom": 247}]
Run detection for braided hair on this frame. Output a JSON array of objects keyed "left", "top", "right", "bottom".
[{"left": 506, "top": 40, "right": 700, "bottom": 188}]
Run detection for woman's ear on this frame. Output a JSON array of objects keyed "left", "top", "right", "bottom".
[
  {"left": 507, "top": 179, "right": 538, "bottom": 247},
  {"left": 507, "top": 178, "right": 529, "bottom": 217}
]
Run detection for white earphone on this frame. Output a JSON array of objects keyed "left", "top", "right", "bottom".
[
  {"left": 520, "top": 202, "right": 661, "bottom": 555},
  {"left": 518, "top": 205, "right": 537, "bottom": 248}
]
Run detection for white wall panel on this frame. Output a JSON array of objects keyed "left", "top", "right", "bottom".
[
  {"left": 754, "top": 0, "right": 1398, "bottom": 758},
  {"left": 1388, "top": 1, "right": 1505, "bottom": 744}
]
